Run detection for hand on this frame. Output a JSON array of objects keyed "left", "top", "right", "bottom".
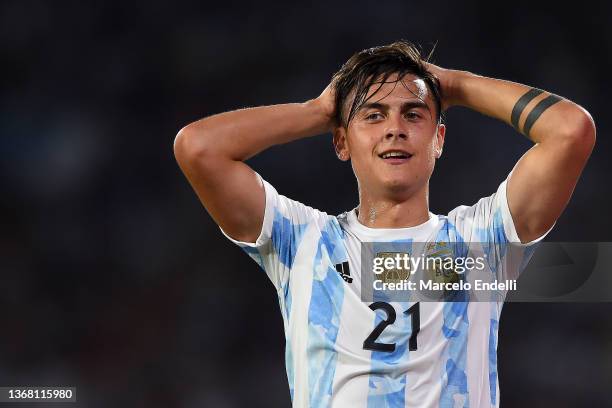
[
  {"left": 312, "top": 82, "right": 337, "bottom": 130},
  {"left": 423, "top": 61, "right": 461, "bottom": 111}
]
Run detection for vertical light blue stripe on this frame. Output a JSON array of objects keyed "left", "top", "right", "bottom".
[
  {"left": 475, "top": 207, "right": 508, "bottom": 276},
  {"left": 435, "top": 220, "right": 470, "bottom": 407},
  {"left": 271, "top": 208, "right": 308, "bottom": 269},
  {"left": 366, "top": 309, "right": 410, "bottom": 408},
  {"left": 488, "top": 315, "right": 499, "bottom": 405},
  {"left": 367, "top": 240, "right": 413, "bottom": 408},
  {"left": 440, "top": 296, "right": 470, "bottom": 408},
  {"left": 307, "top": 219, "right": 347, "bottom": 407}
]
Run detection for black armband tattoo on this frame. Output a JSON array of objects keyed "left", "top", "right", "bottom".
[
  {"left": 510, "top": 88, "right": 543, "bottom": 131},
  {"left": 522, "top": 94, "right": 563, "bottom": 138},
  {"left": 511, "top": 88, "right": 563, "bottom": 139}
]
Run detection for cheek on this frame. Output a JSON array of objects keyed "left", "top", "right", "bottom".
[
  {"left": 347, "top": 127, "right": 377, "bottom": 155},
  {"left": 427, "top": 140, "right": 438, "bottom": 156},
  {"left": 415, "top": 137, "right": 439, "bottom": 168},
  {"left": 422, "top": 128, "right": 441, "bottom": 153}
]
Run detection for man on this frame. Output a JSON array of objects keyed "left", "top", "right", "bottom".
[{"left": 173, "top": 41, "right": 595, "bottom": 407}]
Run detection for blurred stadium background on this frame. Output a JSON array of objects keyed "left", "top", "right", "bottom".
[{"left": 1, "top": 0, "right": 611, "bottom": 406}]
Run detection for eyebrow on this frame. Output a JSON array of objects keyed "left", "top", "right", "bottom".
[{"left": 359, "top": 100, "right": 431, "bottom": 113}]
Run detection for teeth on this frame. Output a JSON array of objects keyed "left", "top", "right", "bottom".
[{"left": 382, "top": 152, "right": 407, "bottom": 159}]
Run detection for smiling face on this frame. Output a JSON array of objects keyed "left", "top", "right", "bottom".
[{"left": 333, "top": 72, "right": 446, "bottom": 201}]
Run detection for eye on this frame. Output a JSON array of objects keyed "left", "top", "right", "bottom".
[
  {"left": 405, "top": 111, "right": 422, "bottom": 120},
  {"left": 365, "top": 112, "right": 383, "bottom": 120}
]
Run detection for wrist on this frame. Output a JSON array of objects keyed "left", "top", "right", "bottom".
[
  {"left": 305, "top": 97, "right": 335, "bottom": 131},
  {"left": 446, "top": 70, "right": 477, "bottom": 108},
  {"left": 304, "top": 98, "right": 335, "bottom": 134}
]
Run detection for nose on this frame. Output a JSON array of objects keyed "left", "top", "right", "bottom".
[
  {"left": 385, "top": 115, "right": 408, "bottom": 140},
  {"left": 385, "top": 129, "right": 407, "bottom": 140}
]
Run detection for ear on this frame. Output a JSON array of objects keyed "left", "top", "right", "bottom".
[
  {"left": 333, "top": 126, "right": 350, "bottom": 161},
  {"left": 434, "top": 123, "right": 446, "bottom": 158}
]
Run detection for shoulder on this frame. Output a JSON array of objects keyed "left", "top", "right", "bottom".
[
  {"left": 260, "top": 176, "right": 346, "bottom": 246},
  {"left": 438, "top": 180, "right": 509, "bottom": 244}
]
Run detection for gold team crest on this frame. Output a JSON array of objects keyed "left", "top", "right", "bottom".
[
  {"left": 423, "top": 242, "right": 461, "bottom": 285},
  {"left": 375, "top": 251, "right": 412, "bottom": 284},
  {"left": 373, "top": 244, "right": 462, "bottom": 282}
]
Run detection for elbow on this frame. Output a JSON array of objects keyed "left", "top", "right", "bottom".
[
  {"left": 560, "top": 106, "right": 596, "bottom": 158},
  {"left": 173, "top": 125, "right": 212, "bottom": 166},
  {"left": 574, "top": 106, "right": 596, "bottom": 147},
  {"left": 571, "top": 107, "right": 596, "bottom": 145}
]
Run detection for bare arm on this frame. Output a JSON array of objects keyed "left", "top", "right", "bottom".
[
  {"left": 427, "top": 64, "right": 596, "bottom": 242},
  {"left": 173, "top": 86, "right": 335, "bottom": 243}
]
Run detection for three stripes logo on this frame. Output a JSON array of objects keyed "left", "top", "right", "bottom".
[{"left": 335, "top": 261, "right": 353, "bottom": 283}]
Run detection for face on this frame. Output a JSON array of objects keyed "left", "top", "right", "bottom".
[{"left": 333, "top": 73, "right": 445, "bottom": 199}]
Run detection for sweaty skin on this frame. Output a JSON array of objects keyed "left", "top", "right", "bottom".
[
  {"left": 411, "top": 78, "right": 428, "bottom": 102},
  {"left": 366, "top": 78, "right": 431, "bottom": 117},
  {"left": 339, "top": 74, "right": 443, "bottom": 229},
  {"left": 174, "top": 60, "right": 595, "bottom": 245}
]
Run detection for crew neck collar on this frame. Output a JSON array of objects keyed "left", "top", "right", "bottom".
[{"left": 345, "top": 207, "right": 440, "bottom": 240}]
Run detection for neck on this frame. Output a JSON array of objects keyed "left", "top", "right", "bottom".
[{"left": 356, "top": 183, "right": 430, "bottom": 229}]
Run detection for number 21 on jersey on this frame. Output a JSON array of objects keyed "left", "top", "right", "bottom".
[{"left": 363, "top": 302, "right": 420, "bottom": 352}]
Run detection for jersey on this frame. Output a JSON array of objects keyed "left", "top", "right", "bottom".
[{"left": 219, "top": 173, "right": 549, "bottom": 408}]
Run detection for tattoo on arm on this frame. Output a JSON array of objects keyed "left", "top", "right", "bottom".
[
  {"left": 511, "top": 88, "right": 544, "bottom": 130},
  {"left": 511, "top": 88, "right": 563, "bottom": 139},
  {"left": 522, "top": 94, "right": 563, "bottom": 137}
]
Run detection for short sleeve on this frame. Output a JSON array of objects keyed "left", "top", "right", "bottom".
[
  {"left": 218, "top": 172, "right": 319, "bottom": 291},
  {"left": 495, "top": 177, "right": 553, "bottom": 247},
  {"left": 447, "top": 175, "right": 555, "bottom": 282}
]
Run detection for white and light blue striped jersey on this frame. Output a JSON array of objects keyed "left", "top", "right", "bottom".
[{"left": 219, "top": 173, "right": 549, "bottom": 408}]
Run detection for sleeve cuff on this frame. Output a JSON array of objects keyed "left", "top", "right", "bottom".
[
  {"left": 498, "top": 178, "right": 555, "bottom": 246},
  {"left": 218, "top": 172, "right": 277, "bottom": 248}
]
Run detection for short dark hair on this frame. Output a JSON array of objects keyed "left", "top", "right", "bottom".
[{"left": 331, "top": 40, "right": 442, "bottom": 129}]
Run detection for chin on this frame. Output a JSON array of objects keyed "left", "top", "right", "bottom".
[{"left": 381, "top": 177, "right": 414, "bottom": 194}]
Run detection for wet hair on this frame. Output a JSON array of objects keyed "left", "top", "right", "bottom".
[{"left": 331, "top": 40, "right": 443, "bottom": 129}]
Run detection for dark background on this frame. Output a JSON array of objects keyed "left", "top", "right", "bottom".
[{"left": 1, "top": 0, "right": 611, "bottom": 407}]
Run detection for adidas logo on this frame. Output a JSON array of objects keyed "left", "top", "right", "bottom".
[{"left": 335, "top": 261, "right": 353, "bottom": 283}]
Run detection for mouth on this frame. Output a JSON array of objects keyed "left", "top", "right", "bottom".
[{"left": 378, "top": 149, "right": 413, "bottom": 164}]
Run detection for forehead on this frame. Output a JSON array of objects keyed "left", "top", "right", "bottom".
[{"left": 364, "top": 73, "right": 430, "bottom": 104}]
